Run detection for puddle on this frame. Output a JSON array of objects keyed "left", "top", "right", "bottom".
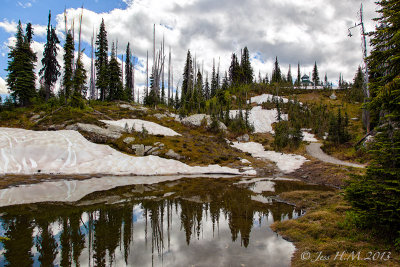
[{"left": 0, "top": 176, "right": 332, "bottom": 266}]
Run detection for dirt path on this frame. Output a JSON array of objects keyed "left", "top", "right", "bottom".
[{"left": 306, "top": 143, "right": 365, "bottom": 168}]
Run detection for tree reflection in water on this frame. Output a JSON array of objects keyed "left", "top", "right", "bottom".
[{"left": 0, "top": 178, "right": 318, "bottom": 266}]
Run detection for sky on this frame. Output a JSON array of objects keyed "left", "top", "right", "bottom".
[{"left": 0, "top": 0, "right": 378, "bottom": 97}]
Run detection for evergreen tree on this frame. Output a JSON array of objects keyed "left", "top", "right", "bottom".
[
  {"left": 240, "top": 47, "right": 253, "bottom": 84},
  {"left": 95, "top": 19, "right": 109, "bottom": 101},
  {"left": 312, "top": 61, "right": 319, "bottom": 88},
  {"left": 72, "top": 52, "right": 87, "bottom": 97},
  {"left": 194, "top": 70, "right": 203, "bottom": 111},
  {"left": 6, "top": 20, "right": 37, "bottom": 106},
  {"left": 324, "top": 73, "right": 328, "bottom": 88},
  {"left": 287, "top": 64, "right": 293, "bottom": 86},
  {"left": 264, "top": 73, "right": 269, "bottom": 84},
  {"left": 62, "top": 31, "right": 74, "bottom": 102},
  {"left": 108, "top": 43, "right": 124, "bottom": 101},
  {"left": 296, "top": 62, "right": 301, "bottom": 88},
  {"left": 229, "top": 53, "right": 240, "bottom": 86},
  {"left": 26, "top": 23, "right": 33, "bottom": 44},
  {"left": 347, "top": 66, "right": 364, "bottom": 102},
  {"left": 346, "top": 1, "right": 400, "bottom": 243},
  {"left": 39, "top": 11, "right": 60, "bottom": 101},
  {"left": 181, "top": 50, "right": 193, "bottom": 110},
  {"left": 204, "top": 76, "right": 210, "bottom": 100},
  {"left": 125, "top": 43, "right": 133, "bottom": 100},
  {"left": 211, "top": 60, "right": 218, "bottom": 97},
  {"left": 271, "top": 57, "right": 282, "bottom": 84}
]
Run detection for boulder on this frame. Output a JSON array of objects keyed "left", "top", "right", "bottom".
[
  {"left": 31, "top": 114, "right": 40, "bottom": 121},
  {"left": 123, "top": 137, "right": 135, "bottom": 144},
  {"left": 237, "top": 134, "right": 250, "bottom": 142},
  {"left": 132, "top": 144, "right": 145, "bottom": 156},
  {"left": 181, "top": 114, "right": 212, "bottom": 127},
  {"left": 181, "top": 114, "right": 227, "bottom": 131},
  {"left": 70, "top": 123, "right": 122, "bottom": 142},
  {"left": 154, "top": 113, "right": 167, "bottom": 120},
  {"left": 166, "top": 149, "right": 182, "bottom": 160},
  {"left": 330, "top": 93, "right": 337, "bottom": 100},
  {"left": 146, "top": 147, "right": 160, "bottom": 155}
]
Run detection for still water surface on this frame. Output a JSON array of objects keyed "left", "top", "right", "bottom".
[{"left": 0, "top": 177, "right": 331, "bottom": 266}]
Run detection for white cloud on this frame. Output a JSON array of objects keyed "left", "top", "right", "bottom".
[
  {"left": 1, "top": 0, "right": 378, "bottom": 98},
  {"left": 0, "top": 77, "right": 9, "bottom": 94},
  {"left": 17, "top": 1, "right": 34, "bottom": 9}
]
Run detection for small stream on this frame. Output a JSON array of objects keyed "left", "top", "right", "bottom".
[{"left": 0, "top": 176, "right": 332, "bottom": 266}]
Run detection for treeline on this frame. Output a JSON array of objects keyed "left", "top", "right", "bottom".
[{"left": 5, "top": 12, "right": 137, "bottom": 108}]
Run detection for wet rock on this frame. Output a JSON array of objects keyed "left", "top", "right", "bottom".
[
  {"left": 132, "top": 144, "right": 145, "bottom": 156},
  {"left": 123, "top": 137, "right": 135, "bottom": 144},
  {"left": 166, "top": 149, "right": 182, "bottom": 160},
  {"left": 237, "top": 134, "right": 250, "bottom": 142}
]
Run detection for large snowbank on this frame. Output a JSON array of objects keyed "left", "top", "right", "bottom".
[
  {"left": 231, "top": 142, "right": 307, "bottom": 173},
  {"left": 0, "top": 128, "right": 244, "bottom": 175},
  {"left": 100, "top": 119, "right": 180, "bottom": 136},
  {"left": 230, "top": 106, "right": 288, "bottom": 134}
]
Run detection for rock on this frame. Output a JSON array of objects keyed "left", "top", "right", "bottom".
[
  {"left": 74, "top": 123, "right": 122, "bottom": 141},
  {"left": 31, "top": 114, "right": 40, "bottom": 121},
  {"left": 66, "top": 124, "right": 78, "bottom": 131},
  {"left": 181, "top": 114, "right": 212, "bottom": 127},
  {"left": 351, "top": 117, "right": 359, "bottom": 121},
  {"left": 132, "top": 144, "right": 145, "bottom": 156},
  {"left": 144, "top": 146, "right": 153, "bottom": 153},
  {"left": 181, "top": 114, "right": 227, "bottom": 131},
  {"left": 330, "top": 93, "right": 337, "bottom": 100},
  {"left": 146, "top": 146, "right": 159, "bottom": 155},
  {"left": 154, "top": 113, "right": 167, "bottom": 120},
  {"left": 166, "top": 149, "right": 182, "bottom": 160},
  {"left": 237, "top": 134, "right": 250, "bottom": 142},
  {"left": 218, "top": 121, "right": 228, "bottom": 131},
  {"left": 123, "top": 137, "right": 135, "bottom": 144},
  {"left": 154, "top": 142, "right": 165, "bottom": 148},
  {"left": 119, "top": 104, "right": 148, "bottom": 112}
]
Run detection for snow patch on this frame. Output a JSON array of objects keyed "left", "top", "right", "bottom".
[
  {"left": 100, "top": 119, "right": 180, "bottom": 136},
  {"left": 230, "top": 106, "right": 288, "bottom": 134},
  {"left": 250, "top": 94, "right": 289, "bottom": 105},
  {"left": 0, "top": 128, "right": 243, "bottom": 176},
  {"left": 302, "top": 131, "right": 318, "bottom": 142},
  {"left": 231, "top": 142, "right": 308, "bottom": 173}
]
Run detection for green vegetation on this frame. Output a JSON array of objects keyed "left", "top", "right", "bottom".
[
  {"left": 272, "top": 190, "right": 400, "bottom": 266},
  {"left": 345, "top": 0, "right": 400, "bottom": 247}
]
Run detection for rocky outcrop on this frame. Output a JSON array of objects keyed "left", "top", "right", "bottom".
[
  {"left": 166, "top": 149, "right": 182, "bottom": 160},
  {"left": 237, "top": 134, "right": 250, "bottom": 142},
  {"left": 181, "top": 114, "right": 227, "bottom": 131},
  {"left": 181, "top": 114, "right": 212, "bottom": 127},
  {"left": 123, "top": 137, "right": 135, "bottom": 144},
  {"left": 66, "top": 123, "right": 122, "bottom": 142}
]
